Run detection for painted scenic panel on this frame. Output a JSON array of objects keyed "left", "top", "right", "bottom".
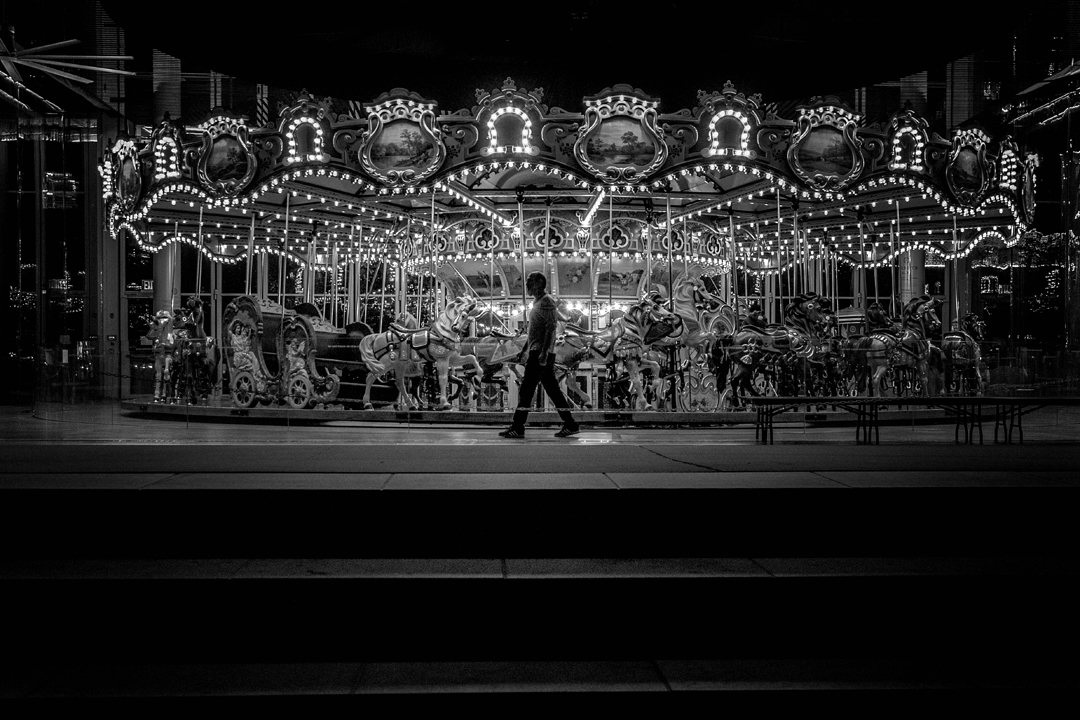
[
  {"left": 796, "top": 127, "right": 854, "bottom": 175},
  {"left": 596, "top": 265, "right": 644, "bottom": 298},
  {"left": 453, "top": 263, "right": 504, "bottom": 299},
  {"left": 371, "top": 120, "right": 435, "bottom": 172},
  {"left": 434, "top": 268, "right": 470, "bottom": 300},
  {"left": 119, "top": 156, "right": 140, "bottom": 200},
  {"left": 557, "top": 259, "right": 593, "bottom": 297},
  {"left": 498, "top": 262, "right": 524, "bottom": 298},
  {"left": 585, "top": 117, "right": 656, "bottom": 168},
  {"left": 205, "top": 136, "right": 249, "bottom": 183},
  {"left": 949, "top": 148, "right": 981, "bottom": 190}
]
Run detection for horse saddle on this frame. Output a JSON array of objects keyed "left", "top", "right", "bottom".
[
  {"left": 389, "top": 323, "right": 426, "bottom": 337},
  {"left": 564, "top": 323, "right": 600, "bottom": 337},
  {"left": 740, "top": 325, "right": 794, "bottom": 352},
  {"left": 487, "top": 328, "right": 519, "bottom": 339},
  {"left": 405, "top": 330, "right": 431, "bottom": 352},
  {"left": 869, "top": 330, "right": 900, "bottom": 345}
]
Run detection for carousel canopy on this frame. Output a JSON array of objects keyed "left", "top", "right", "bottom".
[{"left": 103, "top": 78, "right": 1030, "bottom": 295}]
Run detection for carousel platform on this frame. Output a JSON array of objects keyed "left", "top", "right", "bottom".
[{"left": 118, "top": 395, "right": 950, "bottom": 427}]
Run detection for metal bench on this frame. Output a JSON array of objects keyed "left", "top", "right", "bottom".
[{"left": 746, "top": 396, "right": 1080, "bottom": 445}]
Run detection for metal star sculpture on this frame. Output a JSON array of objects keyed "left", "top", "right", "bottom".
[{"left": 0, "top": 30, "right": 134, "bottom": 110}]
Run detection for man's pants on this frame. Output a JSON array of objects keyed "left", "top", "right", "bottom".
[
  {"left": 517, "top": 353, "right": 572, "bottom": 411},
  {"left": 509, "top": 353, "right": 577, "bottom": 432}
]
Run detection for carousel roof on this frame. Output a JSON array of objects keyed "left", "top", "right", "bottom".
[{"left": 103, "top": 79, "right": 1030, "bottom": 286}]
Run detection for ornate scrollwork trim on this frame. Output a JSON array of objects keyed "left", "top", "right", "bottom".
[
  {"left": 786, "top": 100, "right": 864, "bottom": 192},
  {"left": 195, "top": 114, "right": 258, "bottom": 196},
  {"left": 573, "top": 85, "right": 668, "bottom": 183}
]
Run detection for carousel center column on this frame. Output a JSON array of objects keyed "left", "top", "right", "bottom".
[
  {"left": 899, "top": 248, "right": 926, "bottom": 305},
  {"left": 153, "top": 240, "right": 181, "bottom": 314}
]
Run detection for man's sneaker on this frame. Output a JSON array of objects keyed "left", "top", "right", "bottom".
[
  {"left": 498, "top": 428, "right": 525, "bottom": 439},
  {"left": 554, "top": 426, "right": 580, "bottom": 438}
]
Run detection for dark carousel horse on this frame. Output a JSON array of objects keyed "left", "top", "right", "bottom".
[
  {"left": 941, "top": 312, "right": 987, "bottom": 395},
  {"left": 713, "top": 292, "right": 830, "bottom": 408},
  {"left": 173, "top": 297, "right": 220, "bottom": 405},
  {"left": 846, "top": 295, "right": 942, "bottom": 397}
]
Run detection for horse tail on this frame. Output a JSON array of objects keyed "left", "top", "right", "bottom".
[{"left": 358, "top": 333, "right": 388, "bottom": 377}]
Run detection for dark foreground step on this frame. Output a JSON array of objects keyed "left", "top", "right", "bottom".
[
  {"left": 4, "top": 659, "right": 1076, "bottom": 705},
  {"left": 3, "top": 575, "right": 1076, "bottom": 663}
]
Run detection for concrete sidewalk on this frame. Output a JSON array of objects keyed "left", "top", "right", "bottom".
[{"left": 2, "top": 403, "right": 1076, "bottom": 701}]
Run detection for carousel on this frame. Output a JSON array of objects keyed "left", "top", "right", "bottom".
[{"left": 104, "top": 78, "right": 1032, "bottom": 416}]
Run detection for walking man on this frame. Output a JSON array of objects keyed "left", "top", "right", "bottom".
[{"left": 499, "top": 271, "right": 580, "bottom": 439}]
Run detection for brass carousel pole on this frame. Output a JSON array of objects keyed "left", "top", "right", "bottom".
[
  {"left": 545, "top": 197, "right": 552, "bottom": 291},
  {"left": 791, "top": 202, "right": 799, "bottom": 296},
  {"left": 682, "top": 215, "right": 689, "bottom": 278},
  {"left": 589, "top": 218, "right": 596, "bottom": 332},
  {"left": 305, "top": 234, "right": 315, "bottom": 305},
  {"left": 361, "top": 221, "right": 372, "bottom": 326},
  {"left": 729, "top": 210, "right": 738, "bottom": 317},
  {"left": 608, "top": 194, "right": 614, "bottom": 321},
  {"left": 890, "top": 216, "right": 898, "bottom": 316},
  {"left": 872, "top": 233, "right": 881, "bottom": 310},
  {"left": 952, "top": 215, "right": 960, "bottom": 327},
  {"left": 832, "top": 229, "right": 839, "bottom": 311},
  {"left": 666, "top": 197, "right": 673, "bottom": 310},
  {"left": 195, "top": 206, "right": 204, "bottom": 303},
  {"left": 489, "top": 215, "right": 496, "bottom": 321},
  {"left": 896, "top": 200, "right": 902, "bottom": 310},
  {"left": 378, "top": 255, "right": 387, "bottom": 333},
  {"left": 750, "top": 221, "right": 757, "bottom": 306},
  {"left": 348, "top": 224, "right": 356, "bottom": 323},
  {"left": 665, "top": 195, "right": 675, "bottom": 410},
  {"left": 281, "top": 196, "right": 290, "bottom": 307},
  {"left": 330, "top": 240, "right": 339, "bottom": 326},
  {"left": 518, "top": 192, "right": 527, "bottom": 331},
  {"left": 859, "top": 221, "right": 869, "bottom": 325},
  {"left": 776, "top": 191, "right": 784, "bottom": 316},
  {"left": 430, "top": 190, "right": 438, "bottom": 320},
  {"left": 245, "top": 214, "right": 255, "bottom": 297},
  {"left": 645, "top": 217, "right": 653, "bottom": 299}
]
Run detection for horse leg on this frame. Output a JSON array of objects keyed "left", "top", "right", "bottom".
[
  {"left": 434, "top": 359, "right": 452, "bottom": 410},
  {"left": 625, "top": 361, "right": 644, "bottom": 411},
  {"left": 362, "top": 372, "right": 376, "bottom": 410},
  {"left": 918, "top": 361, "right": 930, "bottom": 397},
  {"left": 394, "top": 367, "right": 412, "bottom": 411},
  {"left": 461, "top": 354, "right": 483, "bottom": 411}
]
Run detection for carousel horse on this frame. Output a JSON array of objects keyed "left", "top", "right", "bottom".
[
  {"left": 941, "top": 312, "right": 987, "bottom": 395},
  {"left": 656, "top": 269, "right": 739, "bottom": 356},
  {"left": 359, "top": 297, "right": 484, "bottom": 410},
  {"left": 846, "top": 295, "right": 942, "bottom": 397},
  {"left": 552, "top": 292, "right": 682, "bottom": 410},
  {"left": 806, "top": 305, "right": 852, "bottom": 398},
  {"left": 144, "top": 309, "right": 178, "bottom": 402},
  {"left": 714, "top": 292, "right": 830, "bottom": 406},
  {"left": 644, "top": 269, "right": 739, "bottom": 410},
  {"left": 447, "top": 327, "right": 536, "bottom": 410},
  {"left": 173, "top": 297, "right": 220, "bottom": 405}
]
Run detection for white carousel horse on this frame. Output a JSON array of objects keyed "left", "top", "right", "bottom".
[
  {"left": 555, "top": 292, "right": 682, "bottom": 410},
  {"left": 649, "top": 269, "right": 740, "bottom": 410},
  {"left": 359, "top": 297, "right": 484, "bottom": 410}
]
